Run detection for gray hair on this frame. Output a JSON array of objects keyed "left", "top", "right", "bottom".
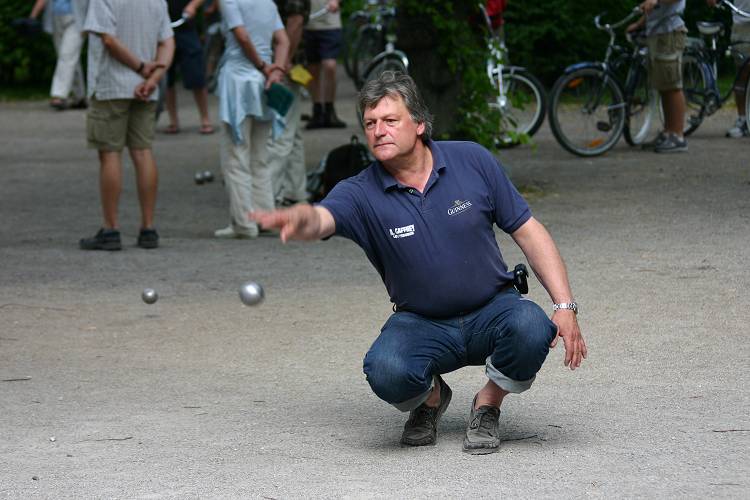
[{"left": 357, "top": 71, "right": 433, "bottom": 142}]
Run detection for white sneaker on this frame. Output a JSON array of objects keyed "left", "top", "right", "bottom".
[
  {"left": 726, "top": 116, "right": 749, "bottom": 138},
  {"left": 214, "top": 225, "right": 257, "bottom": 239}
]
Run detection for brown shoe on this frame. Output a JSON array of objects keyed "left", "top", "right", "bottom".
[
  {"left": 462, "top": 395, "right": 501, "bottom": 454},
  {"left": 400, "top": 374, "right": 452, "bottom": 446}
]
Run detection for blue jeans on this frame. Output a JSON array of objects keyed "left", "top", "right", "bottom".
[{"left": 363, "top": 288, "right": 558, "bottom": 412}]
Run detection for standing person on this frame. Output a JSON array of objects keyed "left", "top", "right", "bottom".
[
  {"left": 252, "top": 72, "right": 587, "bottom": 454},
  {"left": 628, "top": 0, "right": 688, "bottom": 153},
  {"left": 214, "top": 0, "right": 289, "bottom": 239},
  {"left": 79, "top": 0, "right": 174, "bottom": 251},
  {"left": 268, "top": 0, "right": 311, "bottom": 206},
  {"left": 164, "top": 0, "right": 214, "bottom": 135},
  {"left": 304, "top": 0, "right": 346, "bottom": 128},
  {"left": 708, "top": 0, "right": 750, "bottom": 137},
  {"left": 29, "top": 0, "right": 87, "bottom": 110}
]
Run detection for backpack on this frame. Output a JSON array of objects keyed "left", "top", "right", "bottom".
[{"left": 307, "top": 135, "right": 374, "bottom": 202}]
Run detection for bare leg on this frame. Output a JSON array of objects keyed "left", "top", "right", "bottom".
[
  {"left": 321, "top": 58, "right": 337, "bottom": 102},
  {"left": 98, "top": 150, "right": 122, "bottom": 229},
  {"left": 661, "top": 89, "right": 686, "bottom": 137},
  {"left": 474, "top": 379, "right": 510, "bottom": 409},
  {"left": 308, "top": 62, "right": 322, "bottom": 103},
  {"left": 166, "top": 86, "right": 179, "bottom": 130},
  {"left": 192, "top": 87, "right": 211, "bottom": 129},
  {"left": 128, "top": 148, "right": 159, "bottom": 229}
]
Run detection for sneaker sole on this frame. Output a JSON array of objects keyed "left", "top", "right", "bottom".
[
  {"left": 79, "top": 242, "right": 122, "bottom": 251},
  {"left": 138, "top": 242, "right": 159, "bottom": 249},
  {"left": 462, "top": 441, "right": 501, "bottom": 455},
  {"left": 655, "top": 147, "right": 688, "bottom": 154}
]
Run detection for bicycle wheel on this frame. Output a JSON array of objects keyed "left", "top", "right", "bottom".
[
  {"left": 353, "top": 26, "right": 384, "bottom": 89},
  {"left": 623, "top": 60, "right": 659, "bottom": 146},
  {"left": 745, "top": 79, "right": 750, "bottom": 133},
  {"left": 548, "top": 68, "right": 626, "bottom": 157},
  {"left": 491, "top": 68, "right": 546, "bottom": 147},
  {"left": 342, "top": 13, "right": 369, "bottom": 79},
  {"left": 681, "top": 53, "right": 710, "bottom": 136}
]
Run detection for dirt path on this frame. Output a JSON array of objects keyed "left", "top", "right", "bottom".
[{"left": 1, "top": 72, "right": 748, "bottom": 498}]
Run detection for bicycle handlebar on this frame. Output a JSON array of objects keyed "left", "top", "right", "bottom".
[
  {"left": 718, "top": 0, "right": 750, "bottom": 18},
  {"left": 594, "top": 7, "right": 642, "bottom": 32}
]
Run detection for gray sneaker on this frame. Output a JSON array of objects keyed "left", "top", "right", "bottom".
[
  {"left": 654, "top": 133, "right": 687, "bottom": 153},
  {"left": 462, "top": 396, "right": 501, "bottom": 455},
  {"left": 400, "top": 374, "right": 452, "bottom": 446},
  {"left": 640, "top": 131, "right": 667, "bottom": 150},
  {"left": 726, "top": 116, "right": 749, "bottom": 138}
]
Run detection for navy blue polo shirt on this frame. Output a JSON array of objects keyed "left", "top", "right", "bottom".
[{"left": 319, "top": 140, "right": 531, "bottom": 318}]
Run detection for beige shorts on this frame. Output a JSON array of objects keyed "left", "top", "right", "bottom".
[
  {"left": 647, "top": 30, "right": 687, "bottom": 91},
  {"left": 87, "top": 98, "right": 157, "bottom": 151}
]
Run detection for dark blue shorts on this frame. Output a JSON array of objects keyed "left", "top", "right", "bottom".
[
  {"left": 167, "top": 29, "right": 207, "bottom": 90},
  {"left": 303, "top": 28, "right": 343, "bottom": 62}
]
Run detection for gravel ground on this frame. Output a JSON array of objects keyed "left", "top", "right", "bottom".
[{"left": 1, "top": 71, "right": 748, "bottom": 499}]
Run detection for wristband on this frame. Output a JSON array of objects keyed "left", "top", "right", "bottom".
[
  {"left": 137, "top": 61, "right": 145, "bottom": 73},
  {"left": 256, "top": 60, "right": 267, "bottom": 72}
]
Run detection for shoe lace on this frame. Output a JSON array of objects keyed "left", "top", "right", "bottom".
[
  {"left": 469, "top": 406, "right": 500, "bottom": 432},
  {"left": 408, "top": 405, "right": 436, "bottom": 427}
]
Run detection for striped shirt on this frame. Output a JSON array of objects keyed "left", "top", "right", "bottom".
[{"left": 84, "top": 0, "right": 173, "bottom": 101}]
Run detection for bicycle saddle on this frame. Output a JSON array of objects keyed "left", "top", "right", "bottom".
[{"left": 697, "top": 21, "right": 724, "bottom": 37}]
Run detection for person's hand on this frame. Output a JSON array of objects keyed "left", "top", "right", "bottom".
[
  {"left": 640, "top": 0, "right": 659, "bottom": 15},
  {"left": 134, "top": 79, "right": 158, "bottom": 101},
  {"left": 139, "top": 61, "right": 160, "bottom": 78},
  {"left": 326, "top": 0, "right": 340, "bottom": 13},
  {"left": 263, "top": 64, "right": 285, "bottom": 89},
  {"left": 549, "top": 311, "right": 587, "bottom": 370},
  {"left": 626, "top": 21, "right": 641, "bottom": 33},
  {"left": 250, "top": 204, "right": 321, "bottom": 243},
  {"left": 182, "top": 5, "right": 196, "bottom": 19}
]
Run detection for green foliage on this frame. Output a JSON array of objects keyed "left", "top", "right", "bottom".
[
  {"left": 0, "top": 0, "right": 56, "bottom": 87},
  {"left": 399, "top": 0, "right": 499, "bottom": 148}
]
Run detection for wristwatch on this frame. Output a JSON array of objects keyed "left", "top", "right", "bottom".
[{"left": 553, "top": 302, "right": 578, "bottom": 314}]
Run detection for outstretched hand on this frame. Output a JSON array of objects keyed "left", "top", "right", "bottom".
[
  {"left": 250, "top": 204, "right": 333, "bottom": 243},
  {"left": 550, "top": 311, "right": 587, "bottom": 370}
]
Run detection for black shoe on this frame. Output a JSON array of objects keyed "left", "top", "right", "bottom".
[
  {"left": 70, "top": 98, "right": 88, "bottom": 110},
  {"left": 306, "top": 103, "right": 325, "bottom": 130},
  {"left": 462, "top": 395, "right": 501, "bottom": 455},
  {"left": 137, "top": 228, "right": 159, "bottom": 249},
  {"left": 323, "top": 102, "right": 346, "bottom": 128},
  {"left": 80, "top": 228, "right": 122, "bottom": 251},
  {"left": 400, "top": 374, "right": 452, "bottom": 446}
]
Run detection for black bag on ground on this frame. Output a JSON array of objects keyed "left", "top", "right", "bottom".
[{"left": 307, "top": 135, "right": 374, "bottom": 202}]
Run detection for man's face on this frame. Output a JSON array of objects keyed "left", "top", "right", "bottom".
[{"left": 362, "top": 95, "right": 425, "bottom": 164}]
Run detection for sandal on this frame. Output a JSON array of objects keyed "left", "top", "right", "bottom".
[
  {"left": 199, "top": 124, "right": 215, "bottom": 135},
  {"left": 163, "top": 124, "right": 180, "bottom": 134}
]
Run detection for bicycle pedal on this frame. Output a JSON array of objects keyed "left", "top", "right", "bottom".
[{"left": 596, "top": 121, "right": 612, "bottom": 132}]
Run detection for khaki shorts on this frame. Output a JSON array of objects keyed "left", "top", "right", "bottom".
[
  {"left": 87, "top": 98, "right": 157, "bottom": 151},
  {"left": 647, "top": 29, "right": 687, "bottom": 91}
]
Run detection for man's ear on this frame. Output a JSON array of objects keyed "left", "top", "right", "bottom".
[{"left": 416, "top": 121, "right": 425, "bottom": 136}]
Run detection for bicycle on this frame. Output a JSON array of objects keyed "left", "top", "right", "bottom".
[
  {"left": 548, "top": 7, "right": 655, "bottom": 157},
  {"left": 342, "top": 1, "right": 380, "bottom": 80},
  {"left": 681, "top": 0, "right": 750, "bottom": 135},
  {"left": 478, "top": 3, "right": 546, "bottom": 147},
  {"left": 351, "top": 2, "right": 401, "bottom": 89}
]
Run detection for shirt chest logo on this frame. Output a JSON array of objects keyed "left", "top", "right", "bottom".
[
  {"left": 389, "top": 224, "right": 415, "bottom": 239},
  {"left": 447, "top": 199, "right": 473, "bottom": 216}
]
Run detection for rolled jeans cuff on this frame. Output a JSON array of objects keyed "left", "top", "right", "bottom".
[
  {"left": 391, "top": 378, "right": 434, "bottom": 412},
  {"left": 485, "top": 356, "right": 535, "bottom": 393}
]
